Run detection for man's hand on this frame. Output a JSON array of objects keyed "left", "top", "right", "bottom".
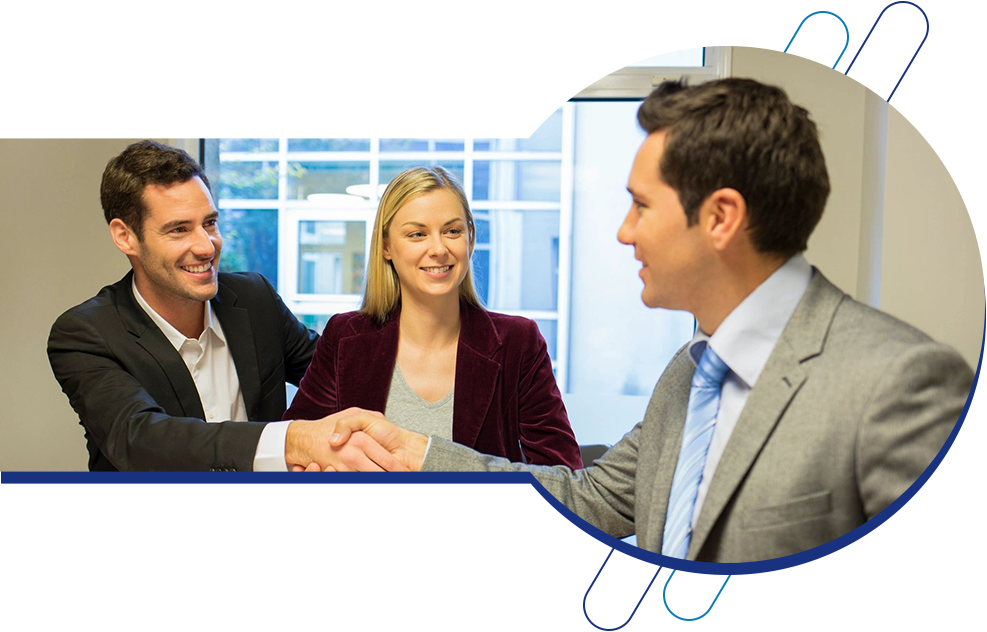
[
  {"left": 327, "top": 409, "right": 429, "bottom": 472},
  {"left": 285, "top": 409, "right": 410, "bottom": 472}
]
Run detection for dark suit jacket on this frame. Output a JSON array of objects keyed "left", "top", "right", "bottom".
[
  {"left": 47, "top": 271, "right": 319, "bottom": 472},
  {"left": 422, "top": 272, "right": 974, "bottom": 562},
  {"left": 284, "top": 302, "right": 583, "bottom": 469}
]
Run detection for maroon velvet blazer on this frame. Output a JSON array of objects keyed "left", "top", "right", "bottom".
[{"left": 284, "top": 302, "right": 582, "bottom": 468}]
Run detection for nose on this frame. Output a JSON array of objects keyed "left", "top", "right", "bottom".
[
  {"left": 191, "top": 225, "right": 217, "bottom": 258},
  {"left": 617, "top": 206, "right": 636, "bottom": 245},
  {"left": 429, "top": 234, "right": 449, "bottom": 258}
]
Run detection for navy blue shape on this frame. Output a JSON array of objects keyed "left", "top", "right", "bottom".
[
  {"left": 784, "top": 10, "right": 850, "bottom": 69},
  {"left": 846, "top": 2, "right": 943, "bottom": 152},
  {"left": 582, "top": 548, "right": 660, "bottom": 630}
]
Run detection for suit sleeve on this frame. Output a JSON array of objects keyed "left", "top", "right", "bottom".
[
  {"left": 856, "top": 341, "right": 973, "bottom": 519},
  {"left": 47, "top": 311, "right": 266, "bottom": 471},
  {"left": 514, "top": 319, "right": 583, "bottom": 469},
  {"left": 282, "top": 314, "right": 343, "bottom": 421},
  {"left": 424, "top": 424, "right": 639, "bottom": 538},
  {"left": 260, "top": 273, "right": 319, "bottom": 385}
]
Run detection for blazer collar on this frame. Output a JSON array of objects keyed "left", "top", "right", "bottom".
[
  {"left": 115, "top": 271, "right": 263, "bottom": 420},
  {"left": 452, "top": 303, "right": 502, "bottom": 447},
  {"left": 686, "top": 269, "right": 847, "bottom": 559}
]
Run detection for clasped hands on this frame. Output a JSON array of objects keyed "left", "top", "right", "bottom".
[{"left": 286, "top": 407, "right": 428, "bottom": 472}]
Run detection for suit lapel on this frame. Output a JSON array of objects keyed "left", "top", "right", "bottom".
[
  {"left": 686, "top": 271, "right": 846, "bottom": 559},
  {"left": 212, "top": 282, "right": 263, "bottom": 419},
  {"left": 642, "top": 353, "right": 695, "bottom": 552},
  {"left": 452, "top": 303, "right": 502, "bottom": 449},
  {"left": 336, "top": 315, "right": 399, "bottom": 412},
  {"left": 686, "top": 341, "right": 806, "bottom": 558},
  {"left": 116, "top": 272, "right": 205, "bottom": 419}
]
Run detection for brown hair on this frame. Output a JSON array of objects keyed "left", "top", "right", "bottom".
[
  {"left": 637, "top": 78, "right": 830, "bottom": 256},
  {"left": 101, "top": 140, "right": 211, "bottom": 240}
]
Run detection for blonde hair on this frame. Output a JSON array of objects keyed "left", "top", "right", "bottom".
[{"left": 361, "top": 166, "right": 482, "bottom": 323}]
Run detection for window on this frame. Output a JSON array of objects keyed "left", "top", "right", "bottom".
[
  {"left": 200, "top": 48, "right": 724, "bottom": 445},
  {"left": 203, "top": 108, "right": 575, "bottom": 385}
]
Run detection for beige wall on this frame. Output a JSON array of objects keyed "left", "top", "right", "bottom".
[
  {"left": 732, "top": 47, "right": 868, "bottom": 296},
  {"left": 880, "top": 111, "right": 984, "bottom": 367},
  {"left": 0, "top": 140, "right": 153, "bottom": 470}
]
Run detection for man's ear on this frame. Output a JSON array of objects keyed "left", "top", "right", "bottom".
[
  {"left": 702, "top": 188, "right": 747, "bottom": 252},
  {"left": 109, "top": 218, "right": 140, "bottom": 257}
]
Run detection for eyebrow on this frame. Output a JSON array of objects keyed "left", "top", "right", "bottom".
[
  {"left": 626, "top": 186, "right": 644, "bottom": 200},
  {"left": 400, "top": 218, "right": 465, "bottom": 228},
  {"left": 160, "top": 211, "right": 219, "bottom": 232}
]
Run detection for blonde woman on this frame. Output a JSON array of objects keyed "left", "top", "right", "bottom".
[{"left": 285, "top": 166, "right": 582, "bottom": 468}]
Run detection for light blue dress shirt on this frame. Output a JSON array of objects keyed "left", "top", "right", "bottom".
[{"left": 686, "top": 254, "right": 814, "bottom": 525}]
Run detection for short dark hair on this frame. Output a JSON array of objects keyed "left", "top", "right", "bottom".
[
  {"left": 100, "top": 140, "right": 211, "bottom": 240},
  {"left": 637, "top": 78, "right": 830, "bottom": 257}
]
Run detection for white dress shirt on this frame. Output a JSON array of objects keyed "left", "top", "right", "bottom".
[
  {"left": 132, "top": 281, "right": 289, "bottom": 471},
  {"left": 686, "top": 254, "right": 813, "bottom": 524}
]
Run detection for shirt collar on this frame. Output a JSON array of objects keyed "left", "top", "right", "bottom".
[
  {"left": 688, "top": 254, "right": 813, "bottom": 388},
  {"left": 131, "top": 278, "right": 224, "bottom": 350}
]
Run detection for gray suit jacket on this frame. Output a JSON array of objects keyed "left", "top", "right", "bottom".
[{"left": 422, "top": 272, "right": 974, "bottom": 563}]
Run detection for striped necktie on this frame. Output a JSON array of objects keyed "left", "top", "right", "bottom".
[{"left": 661, "top": 343, "right": 730, "bottom": 559}]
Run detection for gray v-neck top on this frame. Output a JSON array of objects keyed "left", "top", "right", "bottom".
[{"left": 383, "top": 365, "right": 454, "bottom": 440}]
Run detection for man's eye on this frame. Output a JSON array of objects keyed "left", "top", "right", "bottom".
[{"left": 171, "top": 227, "right": 187, "bottom": 233}]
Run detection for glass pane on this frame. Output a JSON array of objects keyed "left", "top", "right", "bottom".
[
  {"left": 217, "top": 209, "right": 278, "bottom": 288},
  {"left": 219, "top": 139, "right": 278, "bottom": 153},
  {"left": 483, "top": 209, "right": 559, "bottom": 311},
  {"left": 297, "top": 220, "right": 367, "bottom": 295},
  {"left": 474, "top": 217, "right": 490, "bottom": 243},
  {"left": 534, "top": 319, "right": 557, "bottom": 360},
  {"left": 288, "top": 139, "right": 370, "bottom": 152},
  {"left": 287, "top": 161, "right": 370, "bottom": 201},
  {"left": 471, "top": 248, "right": 490, "bottom": 304},
  {"left": 218, "top": 161, "right": 279, "bottom": 200},
  {"left": 474, "top": 109, "right": 563, "bottom": 152},
  {"left": 567, "top": 101, "right": 695, "bottom": 400},
  {"left": 473, "top": 160, "right": 561, "bottom": 202},
  {"left": 380, "top": 161, "right": 465, "bottom": 187},
  {"left": 380, "top": 139, "right": 464, "bottom": 152}
]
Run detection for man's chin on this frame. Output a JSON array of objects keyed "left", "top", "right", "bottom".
[{"left": 186, "top": 280, "right": 219, "bottom": 302}]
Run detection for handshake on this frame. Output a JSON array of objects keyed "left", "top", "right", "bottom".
[{"left": 285, "top": 408, "right": 429, "bottom": 472}]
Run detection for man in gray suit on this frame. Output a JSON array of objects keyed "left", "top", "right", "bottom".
[{"left": 321, "top": 78, "right": 974, "bottom": 563}]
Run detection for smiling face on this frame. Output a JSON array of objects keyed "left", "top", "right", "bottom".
[
  {"left": 618, "top": 131, "right": 708, "bottom": 311},
  {"left": 383, "top": 188, "right": 470, "bottom": 305},
  {"left": 130, "top": 177, "right": 223, "bottom": 306}
]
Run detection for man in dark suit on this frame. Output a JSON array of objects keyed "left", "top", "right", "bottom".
[
  {"left": 48, "top": 141, "right": 402, "bottom": 472},
  {"left": 318, "top": 79, "right": 974, "bottom": 563}
]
